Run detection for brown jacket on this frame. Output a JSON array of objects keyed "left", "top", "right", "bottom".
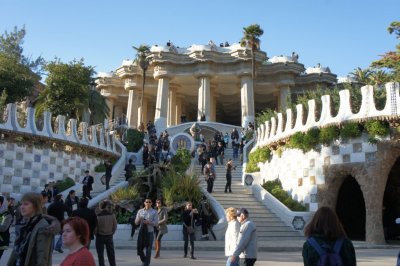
[{"left": 94, "top": 210, "right": 117, "bottom": 236}]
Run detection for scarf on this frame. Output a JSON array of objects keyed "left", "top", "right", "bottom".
[{"left": 14, "top": 215, "right": 42, "bottom": 265}]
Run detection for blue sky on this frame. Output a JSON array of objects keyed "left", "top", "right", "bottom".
[{"left": 0, "top": 0, "right": 398, "bottom": 78}]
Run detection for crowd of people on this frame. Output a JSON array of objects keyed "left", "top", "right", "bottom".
[{"left": 142, "top": 129, "right": 171, "bottom": 168}]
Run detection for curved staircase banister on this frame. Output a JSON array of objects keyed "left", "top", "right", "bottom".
[
  {"left": 200, "top": 188, "right": 227, "bottom": 240},
  {"left": 88, "top": 181, "right": 129, "bottom": 208},
  {"left": 60, "top": 183, "right": 83, "bottom": 200}
]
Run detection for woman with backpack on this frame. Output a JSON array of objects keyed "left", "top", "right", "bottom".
[{"left": 302, "top": 206, "right": 356, "bottom": 266}]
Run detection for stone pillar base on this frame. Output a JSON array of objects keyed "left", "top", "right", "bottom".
[{"left": 154, "top": 117, "right": 167, "bottom": 135}]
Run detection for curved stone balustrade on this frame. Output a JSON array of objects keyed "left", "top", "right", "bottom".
[
  {"left": 0, "top": 103, "right": 120, "bottom": 156},
  {"left": 254, "top": 82, "right": 400, "bottom": 149},
  {"left": 166, "top": 121, "right": 241, "bottom": 138}
]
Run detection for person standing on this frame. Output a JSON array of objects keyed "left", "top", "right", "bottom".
[
  {"left": 104, "top": 160, "right": 113, "bottom": 190},
  {"left": 7, "top": 192, "right": 60, "bottom": 266},
  {"left": 225, "top": 207, "right": 240, "bottom": 266},
  {"left": 0, "top": 196, "right": 13, "bottom": 261},
  {"left": 82, "top": 170, "right": 94, "bottom": 199},
  {"left": 154, "top": 199, "right": 168, "bottom": 259},
  {"left": 135, "top": 198, "right": 158, "bottom": 266},
  {"left": 65, "top": 190, "right": 79, "bottom": 217},
  {"left": 60, "top": 217, "right": 96, "bottom": 266},
  {"left": 47, "top": 194, "right": 68, "bottom": 253},
  {"left": 204, "top": 159, "right": 216, "bottom": 193},
  {"left": 72, "top": 197, "right": 97, "bottom": 249},
  {"left": 199, "top": 196, "right": 212, "bottom": 240},
  {"left": 231, "top": 208, "right": 257, "bottom": 266},
  {"left": 95, "top": 200, "right": 117, "bottom": 266},
  {"left": 124, "top": 158, "right": 136, "bottom": 181},
  {"left": 302, "top": 206, "right": 356, "bottom": 266},
  {"left": 182, "top": 201, "right": 198, "bottom": 260},
  {"left": 225, "top": 159, "right": 236, "bottom": 193}
]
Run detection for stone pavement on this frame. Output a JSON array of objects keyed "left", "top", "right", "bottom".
[{"left": 1, "top": 239, "right": 399, "bottom": 266}]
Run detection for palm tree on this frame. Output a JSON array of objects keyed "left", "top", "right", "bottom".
[
  {"left": 350, "top": 67, "right": 371, "bottom": 85},
  {"left": 369, "top": 70, "right": 389, "bottom": 89},
  {"left": 132, "top": 44, "right": 150, "bottom": 125},
  {"left": 88, "top": 85, "right": 110, "bottom": 125},
  {"left": 240, "top": 24, "right": 264, "bottom": 80}
]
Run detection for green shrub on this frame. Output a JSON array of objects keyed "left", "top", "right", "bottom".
[
  {"left": 94, "top": 163, "right": 106, "bottom": 172},
  {"left": 125, "top": 128, "right": 145, "bottom": 152},
  {"left": 170, "top": 148, "right": 191, "bottom": 174},
  {"left": 364, "top": 120, "right": 390, "bottom": 137},
  {"left": 340, "top": 122, "right": 362, "bottom": 139},
  {"left": 110, "top": 184, "right": 141, "bottom": 202},
  {"left": 56, "top": 177, "right": 75, "bottom": 192},
  {"left": 319, "top": 125, "right": 340, "bottom": 145},
  {"left": 288, "top": 132, "right": 305, "bottom": 151},
  {"left": 302, "top": 128, "right": 320, "bottom": 151},
  {"left": 244, "top": 130, "right": 254, "bottom": 141},
  {"left": 246, "top": 146, "right": 271, "bottom": 173},
  {"left": 161, "top": 172, "right": 202, "bottom": 207},
  {"left": 262, "top": 178, "right": 307, "bottom": 211}
]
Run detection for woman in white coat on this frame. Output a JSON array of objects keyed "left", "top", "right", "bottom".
[{"left": 225, "top": 207, "right": 240, "bottom": 266}]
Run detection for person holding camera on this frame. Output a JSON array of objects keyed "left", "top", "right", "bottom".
[
  {"left": 225, "top": 159, "right": 236, "bottom": 193},
  {"left": 182, "top": 201, "right": 199, "bottom": 260}
]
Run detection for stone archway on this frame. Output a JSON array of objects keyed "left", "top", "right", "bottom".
[
  {"left": 383, "top": 157, "right": 400, "bottom": 241},
  {"left": 336, "top": 175, "right": 366, "bottom": 240}
]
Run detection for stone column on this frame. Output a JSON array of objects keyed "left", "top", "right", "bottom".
[
  {"left": 142, "top": 97, "right": 148, "bottom": 125},
  {"left": 126, "top": 90, "right": 140, "bottom": 128},
  {"left": 154, "top": 77, "right": 169, "bottom": 134},
  {"left": 210, "top": 87, "right": 217, "bottom": 122},
  {"left": 168, "top": 87, "right": 177, "bottom": 126},
  {"left": 280, "top": 86, "right": 290, "bottom": 111},
  {"left": 240, "top": 75, "right": 255, "bottom": 127},
  {"left": 176, "top": 96, "right": 182, "bottom": 124},
  {"left": 197, "top": 76, "right": 211, "bottom": 121},
  {"left": 106, "top": 98, "right": 114, "bottom": 120}
]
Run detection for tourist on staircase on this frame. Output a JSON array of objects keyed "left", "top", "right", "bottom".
[
  {"left": 82, "top": 170, "right": 94, "bottom": 199},
  {"left": 124, "top": 158, "right": 136, "bottom": 181},
  {"left": 204, "top": 159, "right": 216, "bottom": 193},
  {"left": 217, "top": 141, "right": 225, "bottom": 165},
  {"left": 72, "top": 197, "right": 97, "bottom": 249},
  {"left": 182, "top": 201, "right": 198, "bottom": 260},
  {"left": 199, "top": 196, "right": 212, "bottom": 240},
  {"left": 103, "top": 160, "right": 113, "bottom": 190},
  {"left": 225, "top": 159, "right": 236, "bottom": 193},
  {"left": 154, "top": 198, "right": 168, "bottom": 259},
  {"left": 225, "top": 207, "right": 240, "bottom": 266}
]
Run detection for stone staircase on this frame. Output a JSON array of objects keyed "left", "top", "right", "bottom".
[{"left": 196, "top": 148, "right": 303, "bottom": 241}]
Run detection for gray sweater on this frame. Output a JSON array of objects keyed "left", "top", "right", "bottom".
[{"left": 232, "top": 219, "right": 257, "bottom": 259}]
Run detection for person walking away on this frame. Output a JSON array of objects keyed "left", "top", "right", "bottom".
[
  {"left": 154, "top": 199, "right": 168, "bottom": 258},
  {"left": 135, "top": 198, "right": 158, "bottom": 266},
  {"left": 47, "top": 194, "right": 68, "bottom": 253},
  {"left": 95, "top": 200, "right": 117, "bottom": 266},
  {"left": 82, "top": 170, "right": 94, "bottom": 199},
  {"left": 231, "top": 208, "right": 257, "bottom": 266},
  {"left": 302, "top": 206, "right": 356, "bottom": 266},
  {"left": 204, "top": 159, "right": 216, "bottom": 193},
  {"left": 7, "top": 192, "right": 60, "bottom": 266},
  {"left": 182, "top": 201, "right": 199, "bottom": 259},
  {"left": 65, "top": 190, "right": 79, "bottom": 217},
  {"left": 60, "top": 217, "right": 96, "bottom": 266},
  {"left": 225, "top": 207, "right": 240, "bottom": 266},
  {"left": 104, "top": 160, "right": 113, "bottom": 190},
  {"left": 225, "top": 159, "right": 236, "bottom": 193},
  {"left": 125, "top": 158, "right": 136, "bottom": 181},
  {"left": 0, "top": 196, "right": 13, "bottom": 261},
  {"left": 199, "top": 196, "right": 212, "bottom": 240},
  {"left": 72, "top": 197, "right": 97, "bottom": 249}
]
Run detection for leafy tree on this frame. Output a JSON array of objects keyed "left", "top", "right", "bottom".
[
  {"left": 350, "top": 67, "right": 371, "bottom": 85},
  {"left": 371, "top": 21, "right": 400, "bottom": 81},
  {"left": 36, "top": 58, "right": 96, "bottom": 122},
  {"left": 369, "top": 70, "right": 389, "bottom": 88},
  {"left": 0, "top": 26, "right": 43, "bottom": 104},
  {"left": 87, "top": 85, "right": 109, "bottom": 125},
  {"left": 132, "top": 44, "right": 150, "bottom": 124},
  {"left": 241, "top": 24, "right": 264, "bottom": 80}
]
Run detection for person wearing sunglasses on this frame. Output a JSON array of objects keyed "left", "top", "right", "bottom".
[{"left": 135, "top": 199, "right": 158, "bottom": 266}]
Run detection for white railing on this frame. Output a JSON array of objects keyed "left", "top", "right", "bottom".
[
  {"left": 254, "top": 82, "right": 400, "bottom": 149},
  {"left": 166, "top": 121, "right": 241, "bottom": 137}
]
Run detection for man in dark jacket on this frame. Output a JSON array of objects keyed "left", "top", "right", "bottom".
[
  {"left": 124, "top": 159, "right": 136, "bottom": 181},
  {"left": 82, "top": 170, "right": 94, "bottom": 199},
  {"left": 104, "top": 160, "right": 113, "bottom": 190},
  {"left": 65, "top": 190, "right": 79, "bottom": 216},
  {"left": 47, "top": 194, "right": 68, "bottom": 253},
  {"left": 72, "top": 197, "right": 97, "bottom": 248}
]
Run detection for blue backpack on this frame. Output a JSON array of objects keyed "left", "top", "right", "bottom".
[{"left": 307, "top": 237, "right": 344, "bottom": 266}]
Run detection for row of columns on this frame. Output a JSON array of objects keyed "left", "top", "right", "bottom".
[{"left": 126, "top": 75, "right": 256, "bottom": 134}]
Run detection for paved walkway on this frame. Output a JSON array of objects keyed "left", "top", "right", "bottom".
[{"left": 2, "top": 247, "right": 398, "bottom": 266}]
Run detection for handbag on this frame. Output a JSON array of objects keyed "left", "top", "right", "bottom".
[{"left": 100, "top": 175, "right": 106, "bottom": 185}]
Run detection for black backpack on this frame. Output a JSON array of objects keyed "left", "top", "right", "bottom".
[{"left": 307, "top": 237, "right": 344, "bottom": 266}]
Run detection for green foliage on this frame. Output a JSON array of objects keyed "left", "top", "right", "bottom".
[
  {"left": 262, "top": 178, "right": 307, "bottom": 211},
  {"left": 161, "top": 172, "right": 202, "bottom": 207},
  {"left": 255, "top": 108, "right": 276, "bottom": 127},
  {"left": 288, "top": 128, "right": 320, "bottom": 153},
  {"left": 125, "top": 128, "right": 144, "bottom": 152},
  {"left": 87, "top": 88, "right": 109, "bottom": 125},
  {"left": 115, "top": 210, "right": 131, "bottom": 224},
  {"left": 340, "top": 122, "right": 362, "bottom": 139},
  {"left": 110, "top": 184, "right": 140, "bottom": 202},
  {"left": 36, "top": 58, "right": 95, "bottom": 122},
  {"left": 319, "top": 125, "right": 340, "bottom": 145},
  {"left": 246, "top": 146, "right": 271, "bottom": 172},
  {"left": 170, "top": 148, "right": 191, "bottom": 174},
  {"left": 364, "top": 120, "right": 390, "bottom": 137},
  {"left": 55, "top": 177, "right": 75, "bottom": 192},
  {"left": 244, "top": 130, "right": 254, "bottom": 141}
]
